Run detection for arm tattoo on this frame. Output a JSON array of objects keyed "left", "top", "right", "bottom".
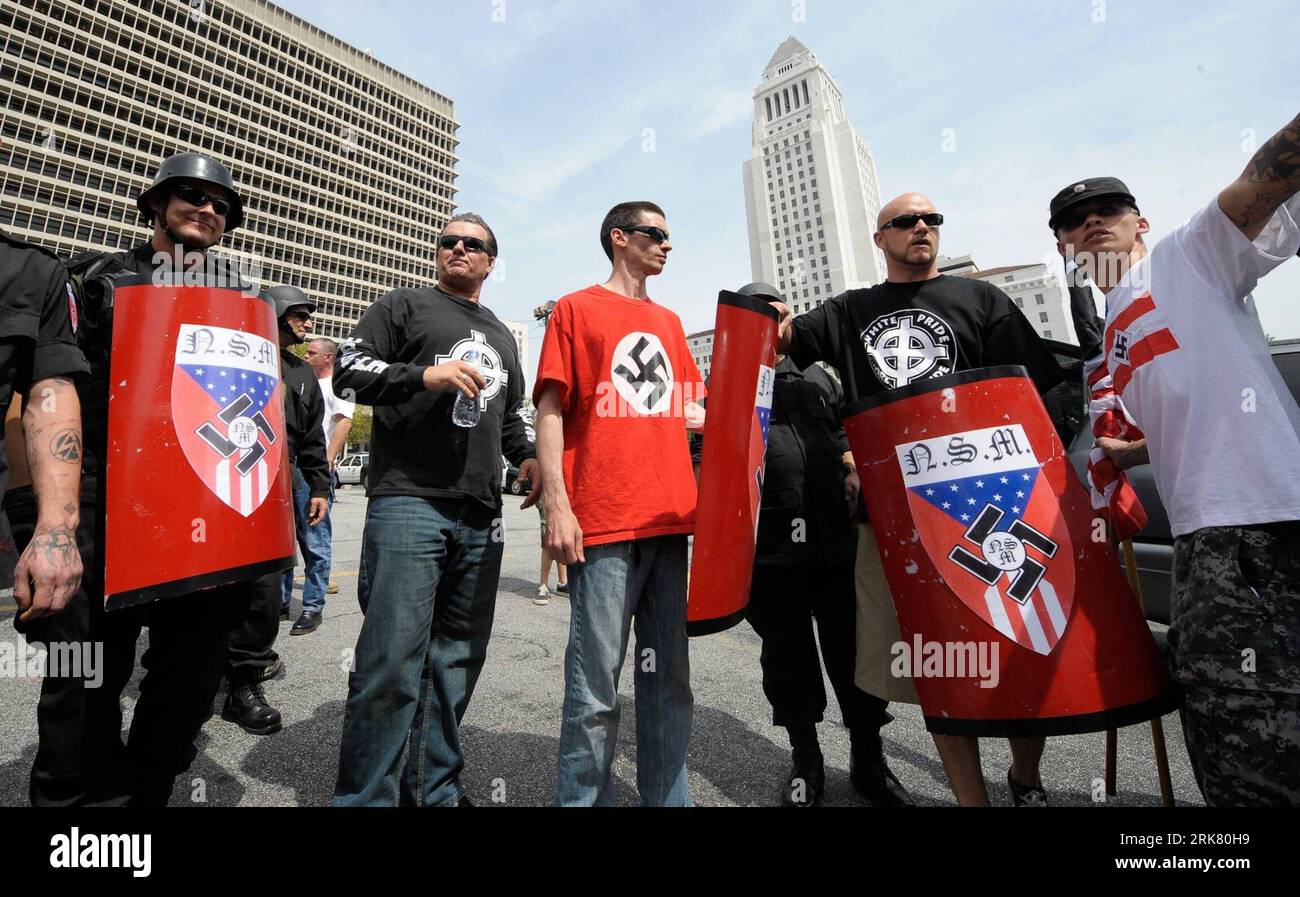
[
  {"left": 50, "top": 429, "right": 82, "bottom": 464},
  {"left": 1246, "top": 118, "right": 1300, "bottom": 186},
  {"left": 31, "top": 523, "right": 78, "bottom": 568},
  {"left": 1233, "top": 115, "right": 1300, "bottom": 227}
]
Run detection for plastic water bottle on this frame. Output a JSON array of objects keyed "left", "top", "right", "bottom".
[{"left": 451, "top": 347, "right": 482, "bottom": 428}]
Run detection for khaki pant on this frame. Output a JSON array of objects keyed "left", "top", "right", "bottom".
[{"left": 854, "top": 522, "right": 920, "bottom": 704}]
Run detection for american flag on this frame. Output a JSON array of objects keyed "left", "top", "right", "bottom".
[
  {"left": 1084, "top": 291, "right": 1179, "bottom": 542},
  {"left": 175, "top": 363, "right": 279, "bottom": 517},
  {"left": 910, "top": 464, "right": 1070, "bottom": 655}
]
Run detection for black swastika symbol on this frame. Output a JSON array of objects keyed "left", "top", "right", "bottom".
[{"left": 613, "top": 337, "right": 669, "bottom": 408}]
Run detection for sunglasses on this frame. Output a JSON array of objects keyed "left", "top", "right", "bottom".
[
  {"left": 1055, "top": 202, "right": 1132, "bottom": 233},
  {"left": 880, "top": 212, "right": 943, "bottom": 231},
  {"left": 173, "top": 183, "right": 232, "bottom": 217},
  {"left": 618, "top": 225, "right": 671, "bottom": 244},
  {"left": 437, "top": 234, "right": 492, "bottom": 254}
]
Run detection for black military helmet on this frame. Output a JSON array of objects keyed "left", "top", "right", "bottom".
[
  {"left": 737, "top": 281, "right": 785, "bottom": 303},
  {"left": 136, "top": 152, "right": 245, "bottom": 232},
  {"left": 264, "top": 285, "right": 317, "bottom": 319}
]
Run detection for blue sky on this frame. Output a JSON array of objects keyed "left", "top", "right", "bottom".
[{"left": 275, "top": 0, "right": 1300, "bottom": 368}]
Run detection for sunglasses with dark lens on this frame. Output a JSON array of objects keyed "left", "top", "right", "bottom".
[
  {"left": 437, "top": 234, "right": 491, "bottom": 254},
  {"left": 173, "top": 183, "right": 232, "bottom": 217},
  {"left": 1057, "top": 203, "right": 1131, "bottom": 232},
  {"left": 619, "top": 225, "right": 671, "bottom": 244},
  {"left": 881, "top": 212, "right": 944, "bottom": 231}
]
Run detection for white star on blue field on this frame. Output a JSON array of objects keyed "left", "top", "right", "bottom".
[
  {"left": 911, "top": 467, "right": 1039, "bottom": 527},
  {"left": 181, "top": 365, "right": 274, "bottom": 411}
]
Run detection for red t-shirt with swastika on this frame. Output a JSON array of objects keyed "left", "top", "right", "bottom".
[{"left": 534, "top": 284, "right": 706, "bottom": 547}]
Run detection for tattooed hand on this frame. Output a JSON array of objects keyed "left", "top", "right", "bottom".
[{"left": 13, "top": 522, "right": 82, "bottom": 622}]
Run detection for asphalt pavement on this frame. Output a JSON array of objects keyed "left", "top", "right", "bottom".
[{"left": 0, "top": 488, "right": 1202, "bottom": 807}]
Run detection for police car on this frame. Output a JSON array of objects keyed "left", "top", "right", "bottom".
[{"left": 335, "top": 452, "right": 369, "bottom": 488}]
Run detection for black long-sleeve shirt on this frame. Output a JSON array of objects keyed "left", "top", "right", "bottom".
[
  {"left": 334, "top": 285, "right": 535, "bottom": 508},
  {"left": 280, "top": 349, "right": 330, "bottom": 498}
]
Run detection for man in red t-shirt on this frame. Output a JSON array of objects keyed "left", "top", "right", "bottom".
[{"left": 535, "top": 201, "right": 706, "bottom": 806}]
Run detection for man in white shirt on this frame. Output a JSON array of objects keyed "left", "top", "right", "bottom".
[
  {"left": 1051, "top": 109, "right": 1300, "bottom": 805},
  {"left": 282, "top": 337, "right": 355, "bottom": 633}
]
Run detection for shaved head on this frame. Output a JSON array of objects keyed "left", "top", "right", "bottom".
[
  {"left": 877, "top": 193, "right": 937, "bottom": 229},
  {"left": 873, "top": 192, "right": 942, "bottom": 282}
]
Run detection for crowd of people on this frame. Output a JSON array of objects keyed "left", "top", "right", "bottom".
[{"left": 1, "top": 104, "right": 1297, "bottom": 807}]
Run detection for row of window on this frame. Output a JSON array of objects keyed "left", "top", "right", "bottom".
[
  {"left": 763, "top": 79, "right": 811, "bottom": 123},
  {"left": 2, "top": 105, "right": 454, "bottom": 252},
  {"left": 3, "top": 49, "right": 454, "bottom": 219},
  {"left": 25, "top": 0, "right": 454, "bottom": 132},
  {"left": 8, "top": 5, "right": 456, "bottom": 191}
]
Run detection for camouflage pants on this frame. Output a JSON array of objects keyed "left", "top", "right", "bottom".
[{"left": 1170, "top": 522, "right": 1300, "bottom": 807}]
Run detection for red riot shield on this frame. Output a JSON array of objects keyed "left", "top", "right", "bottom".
[
  {"left": 101, "top": 276, "right": 295, "bottom": 610},
  {"left": 843, "top": 366, "right": 1174, "bottom": 735},
  {"left": 687, "top": 291, "right": 778, "bottom": 635}
]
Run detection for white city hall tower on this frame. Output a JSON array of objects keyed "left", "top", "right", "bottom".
[{"left": 742, "top": 38, "right": 886, "bottom": 315}]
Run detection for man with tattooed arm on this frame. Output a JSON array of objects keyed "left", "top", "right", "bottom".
[
  {"left": 1051, "top": 109, "right": 1300, "bottom": 805},
  {"left": 0, "top": 229, "right": 87, "bottom": 619}
]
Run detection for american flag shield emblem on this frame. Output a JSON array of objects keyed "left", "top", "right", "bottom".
[
  {"left": 896, "top": 424, "right": 1076, "bottom": 655},
  {"left": 171, "top": 323, "right": 284, "bottom": 517}
]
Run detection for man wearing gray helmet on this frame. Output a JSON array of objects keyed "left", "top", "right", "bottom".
[{"left": 4, "top": 151, "right": 264, "bottom": 805}]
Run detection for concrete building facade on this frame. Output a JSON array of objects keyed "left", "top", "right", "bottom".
[
  {"left": 0, "top": 0, "right": 458, "bottom": 338},
  {"left": 962, "top": 262, "right": 1076, "bottom": 344}
]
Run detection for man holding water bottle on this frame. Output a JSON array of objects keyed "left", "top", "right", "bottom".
[{"left": 331, "top": 213, "right": 539, "bottom": 806}]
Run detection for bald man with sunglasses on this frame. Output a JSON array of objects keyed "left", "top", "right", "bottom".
[{"left": 772, "top": 193, "right": 1066, "bottom": 806}]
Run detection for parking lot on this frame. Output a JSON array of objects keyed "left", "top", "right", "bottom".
[{"left": 0, "top": 487, "right": 1201, "bottom": 806}]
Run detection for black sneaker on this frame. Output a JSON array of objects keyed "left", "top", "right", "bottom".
[
  {"left": 1007, "top": 768, "right": 1049, "bottom": 807},
  {"left": 222, "top": 681, "right": 282, "bottom": 735},
  {"left": 554, "top": 581, "right": 569, "bottom": 595},
  {"left": 291, "top": 610, "right": 322, "bottom": 635},
  {"left": 780, "top": 746, "right": 825, "bottom": 807},
  {"left": 850, "top": 742, "right": 915, "bottom": 807}
]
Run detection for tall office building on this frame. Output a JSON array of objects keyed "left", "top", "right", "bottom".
[
  {"left": 742, "top": 37, "right": 886, "bottom": 316},
  {"left": 0, "top": 0, "right": 458, "bottom": 338}
]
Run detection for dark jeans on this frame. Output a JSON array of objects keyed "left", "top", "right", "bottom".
[
  {"left": 6, "top": 483, "right": 250, "bottom": 806},
  {"left": 226, "top": 571, "right": 284, "bottom": 682},
  {"left": 333, "top": 495, "right": 503, "bottom": 807},
  {"left": 745, "top": 561, "right": 892, "bottom": 737}
]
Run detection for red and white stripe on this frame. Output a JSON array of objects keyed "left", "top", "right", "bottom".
[
  {"left": 213, "top": 457, "right": 270, "bottom": 518},
  {"left": 1083, "top": 292, "right": 1179, "bottom": 542},
  {"left": 982, "top": 576, "right": 1068, "bottom": 656}
]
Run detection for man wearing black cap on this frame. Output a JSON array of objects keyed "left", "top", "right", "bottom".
[
  {"left": 726, "top": 281, "right": 913, "bottom": 807},
  {"left": 4, "top": 151, "right": 262, "bottom": 805},
  {"left": 773, "top": 192, "right": 1066, "bottom": 806},
  {"left": 221, "top": 286, "right": 329, "bottom": 735},
  {"left": 1051, "top": 109, "right": 1300, "bottom": 806}
]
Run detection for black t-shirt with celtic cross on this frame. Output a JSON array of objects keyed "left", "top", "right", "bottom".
[{"left": 788, "top": 274, "right": 1063, "bottom": 403}]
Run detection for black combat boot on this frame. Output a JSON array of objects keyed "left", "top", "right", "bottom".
[
  {"left": 222, "top": 679, "right": 283, "bottom": 735},
  {"left": 849, "top": 737, "right": 915, "bottom": 807}
]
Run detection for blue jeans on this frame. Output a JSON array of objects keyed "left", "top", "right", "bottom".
[
  {"left": 555, "top": 535, "right": 694, "bottom": 806},
  {"left": 283, "top": 467, "right": 332, "bottom": 613},
  {"left": 333, "top": 495, "right": 503, "bottom": 807}
]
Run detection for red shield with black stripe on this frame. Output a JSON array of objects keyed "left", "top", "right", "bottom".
[
  {"left": 102, "top": 277, "right": 295, "bottom": 610},
  {"left": 843, "top": 366, "right": 1174, "bottom": 736}
]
